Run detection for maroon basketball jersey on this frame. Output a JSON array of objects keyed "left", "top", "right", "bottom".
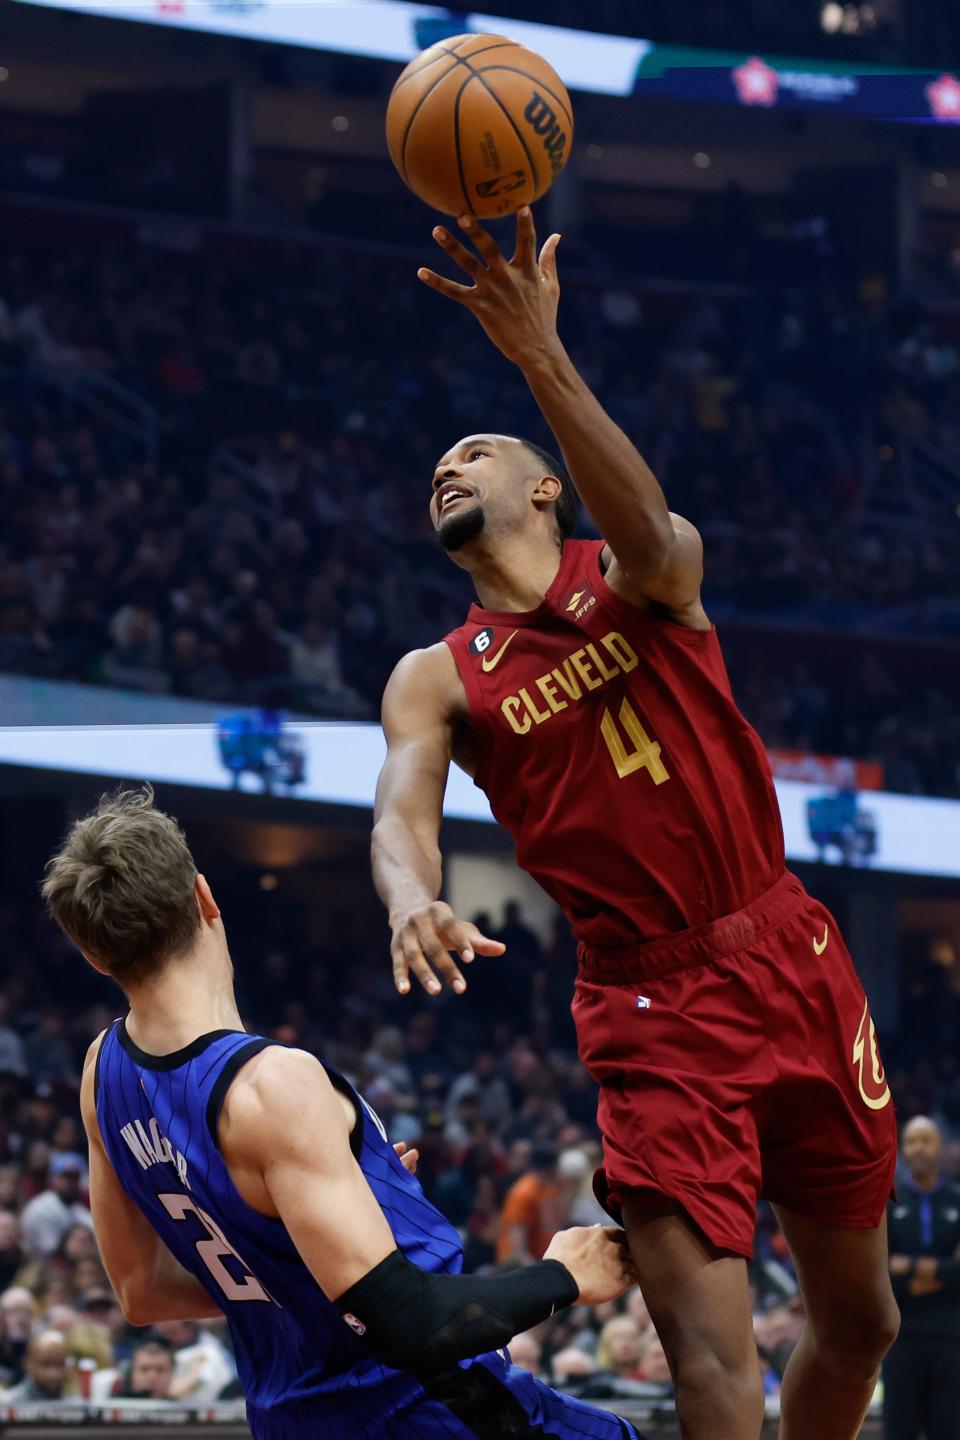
[{"left": 444, "top": 539, "right": 785, "bottom": 945}]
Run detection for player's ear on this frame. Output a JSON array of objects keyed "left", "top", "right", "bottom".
[
  {"left": 195, "top": 875, "right": 221, "bottom": 925},
  {"left": 532, "top": 475, "right": 562, "bottom": 511}
]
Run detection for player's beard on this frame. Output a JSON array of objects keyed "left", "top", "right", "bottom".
[{"left": 437, "top": 503, "right": 485, "bottom": 552}]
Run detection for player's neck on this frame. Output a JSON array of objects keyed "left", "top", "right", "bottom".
[
  {"left": 124, "top": 943, "right": 244, "bottom": 1056},
  {"left": 468, "top": 535, "right": 563, "bottom": 614}
]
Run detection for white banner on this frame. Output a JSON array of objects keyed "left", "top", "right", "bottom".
[
  {"left": 0, "top": 718, "right": 957, "bottom": 877},
  {"left": 10, "top": 0, "right": 651, "bottom": 96}
]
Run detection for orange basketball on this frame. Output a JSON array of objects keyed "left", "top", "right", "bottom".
[{"left": 386, "top": 33, "right": 574, "bottom": 218}]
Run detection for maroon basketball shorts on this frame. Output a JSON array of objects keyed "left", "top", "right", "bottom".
[{"left": 573, "top": 871, "right": 898, "bottom": 1257}]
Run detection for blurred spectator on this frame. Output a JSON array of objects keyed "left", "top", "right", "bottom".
[
  {"left": 507, "top": 1331, "right": 543, "bottom": 1377},
  {"left": 595, "top": 1315, "right": 647, "bottom": 1381},
  {"left": 19, "top": 1154, "right": 92, "bottom": 1259},
  {"left": 121, "top": 1338, "right": 175, "bottom": 1400},
  {"left": 0, "top": 1214, "right": 25, "bottom": 1292},
  {"left": 497, "top": 1144, "right": 568, "bottom": 1264},
  {"left": 153, "top": 1320, "right": 235, "bottom": 1403},
  {"left": 1, "top": 1329, "right": 69, "bottom": 1403},
  {"left": 0, "top": 1286, "right": 36, "bottom": 1386}
]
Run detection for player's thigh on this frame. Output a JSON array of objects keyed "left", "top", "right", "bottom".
[
  {"left": 620, "top": 1196, "right": 757, "bottom": 1375},
  {"left": 510, "top": 1368, "right": 646, "bottom": 1439},
  {"left": 773, "top": 1204, "right": 899, "bottom": 1355}
]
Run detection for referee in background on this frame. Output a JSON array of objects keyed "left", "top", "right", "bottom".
[{"left": 885, "top": 1116, "right": 960, "bottom": 1440}]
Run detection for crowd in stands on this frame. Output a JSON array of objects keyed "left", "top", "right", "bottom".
[
  {"left": 1, "top": 216, "right": 959, "bottom": 795},
  {"left": 0, "top": 879, "right": 956, "bottom": 1412}
]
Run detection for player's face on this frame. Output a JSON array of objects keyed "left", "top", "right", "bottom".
[{"left": 430, "top": 435, "right": 526, "bottom": 552}]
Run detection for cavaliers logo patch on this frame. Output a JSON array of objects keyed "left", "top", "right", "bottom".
[{"left": 852, "top": 999, "right": 891, "bottom": 1111}]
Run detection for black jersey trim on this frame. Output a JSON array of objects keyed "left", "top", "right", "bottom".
[
  {"left": 204, "top": 1045, "right": 365, "bottom": 1164},
  {"left": 206, "top": 1038, "right": 274, "bottom": 1149},
  {"left": 92, "top": 1019, "right": 120, "bottom": 1107},
  {"left": 324, "top": 1065, "right": 365, "bottom": 1164},
  {"left": 118, "top": 1021, "right": 247, "bottom": 1071}
]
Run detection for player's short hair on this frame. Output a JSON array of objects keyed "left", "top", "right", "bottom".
[
  {"left": 42, "top": 786, "right": 200, "bottom": 986},
  {"left": 509, "top": 437, "right": 578, "bottom": 541}
]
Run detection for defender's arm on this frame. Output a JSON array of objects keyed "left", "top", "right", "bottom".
[
  {"left": 372, "top": 645, "right": 504, "bottom": 995},
  {"left": 80, "top": 1036, "right": 223, "bottom": 1324},
  {"left": 221, "top": 1047, "right": 634, "bottom": 1373}
]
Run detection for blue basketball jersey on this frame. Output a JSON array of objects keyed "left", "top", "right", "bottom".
[{"left": 94, "top": 1021, "right": 497, "bottom": 1437}]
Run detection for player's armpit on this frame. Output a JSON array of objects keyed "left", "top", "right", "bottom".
[
  {"left": 220, "top": 1046, "right": 399, "bottom": 1300},
  {"left": 603, "top": 514, "right": 709, "bottom": 623},
  {"left": 79, "top": 1036, "right": 222, "bottom": 1325}
]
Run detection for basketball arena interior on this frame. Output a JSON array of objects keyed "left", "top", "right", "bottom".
[{"left": 1, "top": 1, "right": 960, "bottom": 1437}]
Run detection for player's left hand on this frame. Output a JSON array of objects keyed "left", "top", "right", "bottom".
[
  {"left": 393, "top": 1141, "right": 419, "bottom": 1175},
  {"left": 418, "top": 207, "right": 563, "bottom": 369}
]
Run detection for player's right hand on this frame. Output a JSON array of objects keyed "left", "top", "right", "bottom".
[
  {"left": 390, "top": 901, "right": 505, "bottom": 997},
  {"left": 544, "top": 1226, "right": 637, "bottom": 1307}
]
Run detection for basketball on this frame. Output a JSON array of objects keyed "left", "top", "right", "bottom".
[{"left": 386, "top": 33, "right": 574, "bottom": 218}]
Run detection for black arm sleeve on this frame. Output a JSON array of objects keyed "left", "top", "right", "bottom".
[{"left": 336, "top": 1250, "right": 579, "bottom": 1373}]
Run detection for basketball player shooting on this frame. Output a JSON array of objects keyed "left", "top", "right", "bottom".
[
  {"left": 372, "top": 207, "right": 901, "bottom": 1440},
  {"left": 48, "top": 788, "right": 644, "bottom": 1440}
]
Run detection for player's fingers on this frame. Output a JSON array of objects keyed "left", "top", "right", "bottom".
[
  {"left": 432, "top": 225, "right": 485, "bottom": 277},
  {"left": 400, "top": 1147, "right": 419, "bottom": 1174},
  {"left": 513, "top": 206, "right": 538, "bottom": 272},
  {"left": 458, "top": 214, "right": 505, "bottom": 267},
  {"left": 401, "top": 935, "right": 442, "bottom": 996},
  {"left": 467, "top": 925, "right": 507, "bottom": 956},
  {"left": 393, "top": 1142, "right": 408, "bottom": 1156},
  {"left": 414, "top": 924, "right": 467, "bottom": 994},
  {"left": 417, "top": 267, "right": 475, "bottom": 303},
  {"left": 538, "top": 232, "right": 561, "bottom": 283},
  {"left": 391, "top": 942, "right": 412, "bottom": 996}
]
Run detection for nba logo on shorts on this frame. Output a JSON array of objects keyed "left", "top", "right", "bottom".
[{"left": 636, "top": 995, "right": 651, "bottom": 1010}]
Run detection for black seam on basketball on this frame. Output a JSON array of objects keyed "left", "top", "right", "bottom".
[
  {"left": 435, "top": 39, "right": 519, "bottom": 64},
  {"left": 453, "top": 73, "right": 477, "bottom": 216},
  {"left": 472, "top": 65, "right": 573, "bottom": 131},
  {"left": 399, "top": 56, "right": 463, "bottom": 184},
  {"left": 392, "top": 48, "right": 460, "bottom": 93},
  {"left": 454, "top": 59, "right": 540, "bottom": 198}
]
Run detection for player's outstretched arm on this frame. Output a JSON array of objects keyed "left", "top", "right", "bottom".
[
  {"left": 372, "top": 645, "right": 504, "bottom": 996},
  {"left": 222, "top": 1047, "right": 636, "bottom": 1373},
  {"left": 419, "top": 208, "right": 705, "bottom": 619},
  {"left": 80, "top": 1036, "right": 224, "bottom": 1324}
]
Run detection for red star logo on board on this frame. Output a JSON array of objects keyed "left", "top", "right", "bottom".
[
  {"left": 157, "top": 0, "right": 185, "bottom": 12},
  {"left": 926, "top": 73, "right": 960, "bottom": 121},
  {"left": 732, "top": 56, "right": 779, "bottom": 107}
]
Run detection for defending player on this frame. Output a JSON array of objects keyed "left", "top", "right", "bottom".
[
  {"left": 372, "top": 207, "right": 900, "bottom": 1440},
  {"left": 45, "top": 788, "right": 643, "bottom": 1440}
]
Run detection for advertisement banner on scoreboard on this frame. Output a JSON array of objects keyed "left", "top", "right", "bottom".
[
  {"left": 11, "top": 0, "right": 960, "bottom": 120},
  {"left": 0, "top": 716, "right": 958, "bottom": 879}
]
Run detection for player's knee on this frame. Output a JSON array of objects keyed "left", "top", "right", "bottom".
[
  {"left": 672, "top": 1345, "right": 764, "bottom": 1421},
  {"left": 810, "top": 1289, "right": 900, "bottom": 1372}
]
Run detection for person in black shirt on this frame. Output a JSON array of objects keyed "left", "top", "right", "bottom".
[{"left": 885, "top": 1116, "right": 960, "bottom": 1440}]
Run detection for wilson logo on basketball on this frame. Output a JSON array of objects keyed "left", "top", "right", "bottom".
[
  {"left": 523, "top": 92, "right": 568, "bottom": 177},
  {"left": 852, "top": 999, "right": 891, "bottom": 1111},
  {"left": 476, "top": 171, "right": 527, "bottom": 198}
]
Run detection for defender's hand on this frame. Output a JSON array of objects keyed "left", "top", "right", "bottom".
[
  {"left": 418, "top": 207, "right": 562, "bottom": 369},
  {"left": 393, "top": 1142, "right": 420, "bottom": 1175},
  {"left": 543, "top": 1226, "right": 637, "bottom": 1307},
  {"left": 390, "top": 901, "right": 505, "bottom": 996}
]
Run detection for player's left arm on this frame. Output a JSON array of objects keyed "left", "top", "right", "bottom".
[
  {"left": 419, "top": 207, "right": 705, "bottom": 619},
  {"left": 80, "top": 1034, "right": 223, "bottom": 1324}
]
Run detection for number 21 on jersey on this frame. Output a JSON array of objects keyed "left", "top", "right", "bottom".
[{"left": 600, "top": 698, "right": 670, "bottom": 784}]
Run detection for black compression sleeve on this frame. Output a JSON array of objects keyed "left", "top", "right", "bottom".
[{"left": 336, "top": 1250, "right": 579, "bottom": 1373}]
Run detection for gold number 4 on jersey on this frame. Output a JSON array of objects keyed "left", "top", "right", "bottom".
[{"left": 601, "top": 698, "right": 670, "bottom": 784}]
